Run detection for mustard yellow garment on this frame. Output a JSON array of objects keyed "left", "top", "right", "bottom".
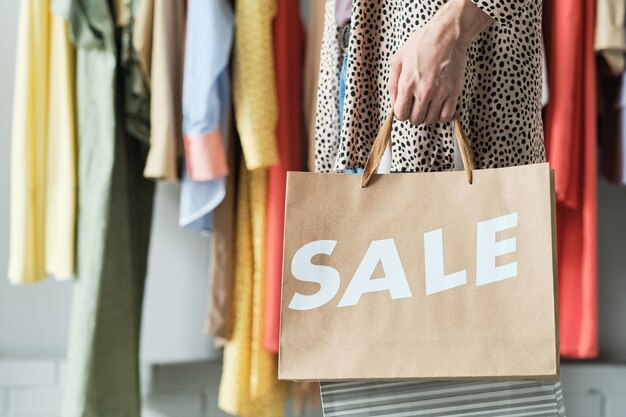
[
  {"left": 9, "top": 1, "right": 76, "bottom": 284},
  {"left": 218, "top": 164, "right": 287, "bottom": 417},
  {"left": 232, "top": 0, "right": 279, "bottom": 170}
]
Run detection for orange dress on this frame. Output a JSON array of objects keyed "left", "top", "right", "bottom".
[
  {"left": 543, "top": 0, "right": 598, "bottom": 358},
  {"left": 263, "top": 0, "right": 306, "bottom": 353}
]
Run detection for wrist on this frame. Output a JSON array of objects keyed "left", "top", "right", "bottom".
[{"left": 436, "top": 0, "right": 493, "bottom": 49}]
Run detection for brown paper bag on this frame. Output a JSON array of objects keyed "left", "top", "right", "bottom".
[{"left": 279, "top": 111, "right": 559, "bottom": 381}]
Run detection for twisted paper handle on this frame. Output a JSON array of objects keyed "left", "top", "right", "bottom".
[{"left": 361, "top": 110, "right": 475, "bottom": 187}]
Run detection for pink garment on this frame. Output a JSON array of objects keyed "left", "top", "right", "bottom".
[{"left": 183, "top": 132, "right": 229, "bottom": 181}]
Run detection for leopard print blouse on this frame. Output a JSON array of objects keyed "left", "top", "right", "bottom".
[{"left": 315, "top": 0, "right": 545, "bottom": 173}]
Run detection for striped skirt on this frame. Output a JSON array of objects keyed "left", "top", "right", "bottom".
[{"left": 321, "top": 380, "right": 566, "bottom": 417}]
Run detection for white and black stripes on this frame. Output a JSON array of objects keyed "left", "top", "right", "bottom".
[{"left": 321, "top": 380, "right": 566, "bottom": 417}]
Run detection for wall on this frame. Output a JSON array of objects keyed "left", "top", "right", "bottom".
[
  {"left": 598, "top": 178, "right": 626, "bottom": 360},
  {"left": 0, "top": 358, "right": 626, "bottom": 417},
  {"left": 2, "top": 0, "right": 626, "bottom": 416},
  {"left": 0, "top": 359, "right": 321, "bottom": 417}
]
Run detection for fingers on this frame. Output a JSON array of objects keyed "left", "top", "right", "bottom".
[
  {"left": 409, "top": 94, "right": 429, "bottom": 126},
  {"left": 393, "top": 70, "right": 415, "bottom": 121},
  {"left": 388, "top": 54, "right": 402, "bottom": 106},
  {"left": 440, "top": 96, "right": 457, "bottom": 123},
  {"left": 423, "top": 89, "right": 448, "bottom": 125},
  {"left": 389, "top": 55, "right": 453, "bottom": 125},
  {"left": 407, "top": 79, "right": 436, "bottom": 125}
]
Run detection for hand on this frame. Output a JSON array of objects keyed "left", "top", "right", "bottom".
[{"left": 388, "top": 0, "right": 493, "bottom": 125}]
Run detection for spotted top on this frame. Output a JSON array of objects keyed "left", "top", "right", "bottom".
[{"left": 315, "top": 0, "right": 545, "bottom": 173}]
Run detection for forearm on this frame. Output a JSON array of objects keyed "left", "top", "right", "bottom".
[{"left": 432, "top": 0, "right": 494, "bottom": 49}]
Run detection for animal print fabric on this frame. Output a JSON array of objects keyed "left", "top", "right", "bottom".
[{"left": 315, "top": 0, "right": 545, "bottom": 173}]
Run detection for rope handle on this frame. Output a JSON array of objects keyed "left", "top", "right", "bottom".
[{"left": 361, "top": 110, "right": 475, "bottom": 187}]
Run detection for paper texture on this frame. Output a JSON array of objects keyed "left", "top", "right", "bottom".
[{"left": 279, "top": 163, "right": 559, "bottom": 381}]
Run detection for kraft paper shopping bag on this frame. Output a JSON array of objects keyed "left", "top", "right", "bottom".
[{"left": 279, "top": 111, "right": 559, "bottom": 381}]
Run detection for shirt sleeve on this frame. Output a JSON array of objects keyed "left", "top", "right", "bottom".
[
  {"left": 182, "top": 0, "right": 233, "bottom": 181},
  {"left": 470, "top": 0, "right": 534, "bottom": 23}
]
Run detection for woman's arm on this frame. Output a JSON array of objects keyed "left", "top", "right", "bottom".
[{"left": 388, "top": 0, "right": 493, "bottom": 125}]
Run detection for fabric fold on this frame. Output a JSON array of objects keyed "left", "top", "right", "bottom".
[
  {"left": 184, "top": 131, "right": 229, "bottom": 181},
  {"left": 135, "top": 0, "right": 185, "bottom": 181},
  {"left": 231, "top": 0, "right": 279, "bottom": 170},
  {"left": 544, "top": 0, "right": 598, "bottom": 358},
  {"left": 263, "top": 0, "right": 306, "bottom": 353},
  {"left": 9, "top": 0, "right": 77, "bottom": 284},
  {"left": 179, "top": 0, "right": 233, "bottom": 233},
  {"left": 58, "top": 0, "right": 155, "bottom": 415}
]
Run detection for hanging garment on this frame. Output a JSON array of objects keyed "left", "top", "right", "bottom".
[
  {"left": 315, "top": 0, "right": 342, "bottom": 173},
  {"left": 133, "top": 0, "right": 186, "bottom": 180},
  {"left": 218, "top": 0, "right": 287, "bottom": 411},
  {"left": 9, "top": 0, "right": 76, "bottom": 283},
  {"left": 303, "top": 0, "right": 326, "bottom": 171},
  {"left": 263, "top": 0, "right": 306, "bottom": 353},
  {"left": 599, "top": 73, "right": 626, "bottom": 185},
  {"left": 596, "top": 0, "right": 626, "bottom": 185},
  {"left": 179, "top": 0, "right": 233, "bottom": 232},
  {"left": 56, "top": 0, "right": 155, "bottom": 415},
  {"left": 544, "top": 0, "right": 598, "bottom": 358},
  {"left": 231, "top": 0, "right": 279, "bottom": 170},
  {"left": 119, "top": 0, "right": 151, "bottom": 145},
  {"left": 46, "top": 14, "right": 77, "bottom": 280},
  {"left": 205, "top": 137, "right": 238, "bottom": 344},
  {"left": 594, "top": 0, "right": 626, "bottom": 75},
  {"left": 218, "top": 165, "right": 288, "bottom": 417}
]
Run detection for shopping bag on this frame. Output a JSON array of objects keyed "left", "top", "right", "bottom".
[
  {"left": 278, "top": 110, "right": 559, "bottom": 381},
  {"left": 320, "top": 380, "right": 566, "bottom": 416}
]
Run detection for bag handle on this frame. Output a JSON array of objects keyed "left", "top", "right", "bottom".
[{"left": 361, "top": 110, "right": 475, "bottom": 187}]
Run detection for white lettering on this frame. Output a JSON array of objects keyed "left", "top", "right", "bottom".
[
  {"left": 337, "top": 239, "right": 412, "bottom": 307},
  {"left": 287, "top": 212, "right": 522, "bottom": 311},
  {"left": 288, "top": 240, "right": 341, "bottom": 311},
  {"left": 424, "top": 228, "right": 467, "bottom": 295},
  {"left": 476, "top": 212, "right": 518, "bottom": 286}
]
